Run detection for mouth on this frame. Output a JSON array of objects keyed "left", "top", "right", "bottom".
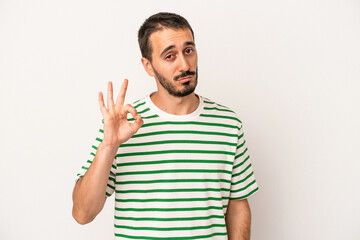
[{"left": 177, "top": 76, "right": 192, "bottom": 83}]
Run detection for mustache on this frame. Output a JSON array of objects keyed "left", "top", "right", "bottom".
[{"left": 174, "top": 70, "right": 196, "bottom": 81}]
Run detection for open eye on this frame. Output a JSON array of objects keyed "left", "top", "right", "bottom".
[
  {"left": 165, "top": 54, "right": 174, "bottom": 60},
  {"left": 185, "top": 48, "right": 193, "bottom": 54}
]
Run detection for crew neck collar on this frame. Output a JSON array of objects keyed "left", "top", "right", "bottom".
[{"left": 145, "top": 93, "right": 204, "bottom": 121}]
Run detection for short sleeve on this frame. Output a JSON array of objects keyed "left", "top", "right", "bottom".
[
  {"left": 229, "top": 122, "right": 259, "bottom": 200},
  {"left": 75, "top": 124, "right": 117, "bottom": 197}
]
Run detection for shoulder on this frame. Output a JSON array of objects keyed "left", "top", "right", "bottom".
[
  {"left": 125, "top": 96, "right": 153, "bottom": 121},
  {"left": 130, "top": 96, "right": 151, "bottom": 115},
  {"left": 131, "top": 96, "right": 147, "bottom": 108},
  {"left": 200, "top": 95, "right": 243, "bottom": 127}
]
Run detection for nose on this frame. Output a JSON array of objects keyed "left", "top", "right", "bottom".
[{"left": 178, "top": 53, "right": 190, "bottom": 72}]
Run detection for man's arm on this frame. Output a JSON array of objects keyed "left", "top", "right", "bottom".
[
  {"left": 225, "top": 199, "right": 252, "bottom": 240},
  {"left": 72, "top": 80, "right": 143, "bottom": 224},
  {"left": 72, "top": 143, "right": 118, "bottom": 224}
]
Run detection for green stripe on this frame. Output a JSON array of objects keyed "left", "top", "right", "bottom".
[
  {"left": 117, "top": 159, "right": 233, "bottom": 167},
  {"left": 203, "top": 100, "right": 215, "bottom": 104},
  {"left": 238, "top": 132, "right": 244, "bottom": 139},
  {"left": 134, "top": 101, "right": 146, "bottom": 109},
  {"left": 114, "top": 214, "right": 224, "bottom": 222},
  {"left": 115, "top": 206, "right": 224, "bottom": 212},
  {"left": 115, "top": 178, "right": 231, "bottom": 185},
  {"left": 115, "top": 188, "right": 229, "bottom": 194},
  {"left": 120, "top": 139, "right": 236, "bottom": 148},
  {"left": 235, "top": 148, "right": 248, "bottom": 159},
  {"left": 114, "top": 223, "right": 226, "bottom": 231},
  {"left": 114, "top": 232, "right": 227, "bottom": 240},
  {"left": 233, "top": 155, "right": 250, "bottom": 169},
  {"left": 141, "top": 121, "right": 239, "bottom": 130},
  {"left": 200, "top": 114, "right": 241, "bottom": 123},
  {"left": 232, "top": 164, "right": 252, "bottom": 178},
  {"left": 128, "top": 114, "right": 159, "bottom": 121},
  {"left": 217, "top": 103, "right": 228, "bottom": 108},
  {"left": 107, "top": 184, "right": 115, "bottom": 190},
  {"left": 237, "top": 140, "right": 246, "bottom": 149},
  {"left": 116, "top": 169, "right": 232, "bottom": 176},
  {"left": 115, "top": 196, "right": 228, "bottom": 202},
  {"left": 232, "top": 171, "right": 254, "bottom": 186},
  {"left": 230, "top": 180, "right": 256, "bottom": 193},
  {"left": 138, "top": 108, "right": 150, "bottom": 114},
  {"left": 203, "top": 100, "right": 228, "bottom": 108},
  {"left": 106, "top": 192, "right": 112, "bottom": 197},
  {"left": 132, "top": 130, "right": 237, "bottom": 138},
  {"left": 203, "top": 107, "right": 234, "bottom": 113},
  {"left": 99, "top": 125, "right": 238, "bottom": 135},
  {"left": 96, "top": 137, "right": 102, "bottom": 142},
  {"left": 230, "top": 187, "right": 259, "bottom": 200},
  {"left": 116, "top": 149, "right": 234, "bottom": 158},
  {"left": 133, "top": 98, "right": 141, "bottom": 104}
]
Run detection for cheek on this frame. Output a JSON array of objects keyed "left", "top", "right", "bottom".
[
  {"left": 160, "top": 64, "right": 177, "bottom": 79},
  {"left": 166, "top": 64, "right": 178, "bottom": 78},
  {"left": 190, "top": 55, "right": 198, "bottom": 68}
]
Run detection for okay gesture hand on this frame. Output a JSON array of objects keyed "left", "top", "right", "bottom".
[{"left": 98, "top": 79, "right": 143, "bottom": 147}]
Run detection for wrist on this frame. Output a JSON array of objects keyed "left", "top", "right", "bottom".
[{"left": 98, "top": 142, "right": 119, "bottom": 155}]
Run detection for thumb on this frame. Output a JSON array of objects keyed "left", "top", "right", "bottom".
[{"left": 131, "top": 115, "right": 144, "bottom": 132}]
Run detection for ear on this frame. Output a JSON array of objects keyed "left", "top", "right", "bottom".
[{"left": 141, "top": 57, "right": 155, "bottom": 77}]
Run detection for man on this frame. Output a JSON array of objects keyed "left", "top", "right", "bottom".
[{"left": 72, "top": 12, "right": 258, "bottom": 240}]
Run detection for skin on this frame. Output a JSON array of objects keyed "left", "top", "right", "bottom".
[
  {"left": 72, "top": 80, "right": 143, "bottom": 224},
  {"left": 225, "top": 199, "right": 252, "bottom": 240},
  {"left": 142, "top": 29, "right": 252, "bottom": 238},
  {"left": 141, "top": 28, "right": 199, "bottom": 115},
  {"left": 72, "top": 26, "right": 252, "bottom": 239}
]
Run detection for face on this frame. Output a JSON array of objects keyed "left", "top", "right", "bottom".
[{"left": 144, "top": 28, "right": 198, "bottom": 97}]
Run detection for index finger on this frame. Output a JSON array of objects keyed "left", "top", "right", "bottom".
[{"left": 115, "top": 79, "right": 129, "bottom": 107}]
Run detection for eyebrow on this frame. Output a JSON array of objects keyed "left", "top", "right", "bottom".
[{"left": 160, "top": 41, "right": 196, "bottom": 58}]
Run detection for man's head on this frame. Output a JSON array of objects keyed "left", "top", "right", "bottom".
[
  {"left": 138, "top": 12, "right": 198, "bottom": 97},
  {"left": 138, "top": 12, "right": 195, "bottom": 62}
]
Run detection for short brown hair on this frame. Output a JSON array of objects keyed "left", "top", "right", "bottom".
[{"left": 138, "top": 12, "right": 194, "bottom": 61}]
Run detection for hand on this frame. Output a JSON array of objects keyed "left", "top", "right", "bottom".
[{"left": 98, "top": 79, "right": 143, "bottom": 148}]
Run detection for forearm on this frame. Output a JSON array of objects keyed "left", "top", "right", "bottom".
[
  {"left": 72, "top": 80, "right": 143, "bottom": 224},
  {"left": 225, "top": 199, "right": 252, "bottom": 240},
  {"left": 72, "top": 142, "right": 118, "bottom": 224}
]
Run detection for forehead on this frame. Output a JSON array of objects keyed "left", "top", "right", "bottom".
[{"left": 149, "top": 28, "right": 194, "bottom": 54}]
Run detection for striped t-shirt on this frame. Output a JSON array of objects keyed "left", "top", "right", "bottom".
[{"left": 77, "top": 94, "right": 259, "bottom": 239}]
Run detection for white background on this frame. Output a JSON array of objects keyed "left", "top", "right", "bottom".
[{"left": 1, "top": 0, "right": 359, "bottom": 239}]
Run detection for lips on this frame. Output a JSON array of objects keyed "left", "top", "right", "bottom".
[{"left": 177, "top": 76, "right": 192, "bottom": 83}]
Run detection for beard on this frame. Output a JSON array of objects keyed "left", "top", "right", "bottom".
[{"left": 152, "top": 66, "right": 198, "bottom": 97}]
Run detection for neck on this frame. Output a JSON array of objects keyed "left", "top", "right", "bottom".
[{"left": 150, "top": 89, "right": 199, "bottom": 115}]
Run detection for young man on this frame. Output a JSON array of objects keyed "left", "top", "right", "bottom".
[{"left": 72, "top": 12, "right": 258, "bottom": 240}]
